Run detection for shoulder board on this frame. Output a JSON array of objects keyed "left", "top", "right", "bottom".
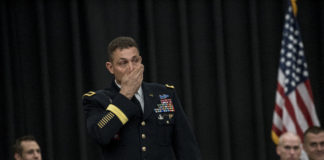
[
  {"left": 165, "top": 84, "right": 175, "bottom": 89},
  {"left": 83, "top": 91, "right": 96, "bottom": 97}
]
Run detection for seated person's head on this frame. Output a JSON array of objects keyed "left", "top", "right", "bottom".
[
  {"left": 303, "top": 126, "right": 324, "bottom": 160},
  {"left": 13, "top": 135, "right": 42, "bottom": 160},
  {"left": 276, "top": 132, "right": 301, "bottom": 160}
]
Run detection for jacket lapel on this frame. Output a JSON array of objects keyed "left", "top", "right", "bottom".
[{"left": 142, "top": 83, "right": 156, "bottom": 120}]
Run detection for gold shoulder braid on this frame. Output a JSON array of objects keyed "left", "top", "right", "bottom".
[
  {"left": 83, "top": 91, "right": 96, "bottom": 97},
  {"left": 165, "top": 84, "right": 175, "bottom": 89}
]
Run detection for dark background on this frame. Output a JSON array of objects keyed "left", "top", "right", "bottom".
[{"left": 1, "top": 0, "right": 324, "bottom": 160}]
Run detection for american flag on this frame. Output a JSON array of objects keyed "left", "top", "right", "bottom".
[{"left": 271, "top": 0, "right": 320, "bottom": 145}]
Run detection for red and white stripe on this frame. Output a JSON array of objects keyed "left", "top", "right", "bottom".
[{"left": 272, "top": 69, "right": 320, "bottom": 143}]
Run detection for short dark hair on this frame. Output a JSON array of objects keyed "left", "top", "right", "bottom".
[
  {"left": 13, "top": 135, "right": 38, "bottom": 156},
  {"left": 304, "top": 126, "right": 324, "bottom": 140},
  {"left": 107, "top": 36, "right": 138, "bottom": 62}
]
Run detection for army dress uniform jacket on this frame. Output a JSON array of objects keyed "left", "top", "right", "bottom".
[{"left": 83, "top": 80, "right": 201, "bottom": 160}]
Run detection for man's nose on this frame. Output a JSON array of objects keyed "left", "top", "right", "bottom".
[
  {"left": 128, "top": 62, "right": 137, "bottom": 71},
  {"left": 33, "top": 152, "right": 41, "bottom": 159},
  {"left": 316, "top": 144, "right": 323, "bottom": 151},
  {"left": 289, "top": 149, "right": 296, "bottom": 154},
  {"left": 130, "top": 63, "right": 134, "bottom": 70}
]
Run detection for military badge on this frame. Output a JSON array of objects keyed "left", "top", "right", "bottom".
[
  {"left": 154, "top": 94, "right": 175, "bottom": 113},
  {"left": 158, "top": 114, "right": 164, "bottom": 120},
  {"left": 159, "top": 94, "right": 169, "bottom": 99},
  {"left": 169, "top": 113, "right": 174, "bottom": 119}
]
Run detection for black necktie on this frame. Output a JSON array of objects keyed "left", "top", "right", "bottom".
[{"left": 131, "top": 96, "right": 142, "bottom": 110}]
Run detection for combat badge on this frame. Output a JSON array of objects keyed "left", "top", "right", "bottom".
[{"left": 158, "top": 114, "right": 164, "bottom": 120}]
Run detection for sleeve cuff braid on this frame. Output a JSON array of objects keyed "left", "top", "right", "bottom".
[{"left": 106, "top": 104, "right": 128, "bottom": 125}]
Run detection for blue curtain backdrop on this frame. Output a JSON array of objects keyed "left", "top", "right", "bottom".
[{"left": 1, "top": 0, "right": 324, "bottom": 159}]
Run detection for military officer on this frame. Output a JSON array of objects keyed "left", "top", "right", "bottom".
[{"left": 83, "top": 36, "right": 201, "bottom": 160}]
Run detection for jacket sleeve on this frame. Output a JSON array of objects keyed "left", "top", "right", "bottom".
[
  {"left": 83, "top": 91, "right": 140, "bottom": 145},
  {"left": 170, "top": 89, "right": 202, "bottom": 160}
]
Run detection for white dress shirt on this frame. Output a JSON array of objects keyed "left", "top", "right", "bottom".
[{"left": 115, "top": 80, "right": 144, "bottom": 113}]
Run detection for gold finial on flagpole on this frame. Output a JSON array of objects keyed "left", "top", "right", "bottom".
[{"left": 291, "top": 0, "right": 298, "bottom": 16}]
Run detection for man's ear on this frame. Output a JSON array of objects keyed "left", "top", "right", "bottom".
[
  {"left": 105, "top": 62, "right": 114, "bottom": 74},
  {"left": 14, "top": 153, "right": 21, "bottom": 160},
  {"left": 276, "top": 146, "right": 280, "bottom": 155}
]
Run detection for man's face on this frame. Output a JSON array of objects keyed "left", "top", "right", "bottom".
[
  {"left": 277, "top": 137, "right": 301, "bottom": 160},
  {"left": 105, "top": 47, "right": 142, "bottom": 84},
  {"left": 304, "top": 132, "right": 324, "bottom": 160},
  {"left": 15, "top": 141, "right": 42, "bottom": 160}
]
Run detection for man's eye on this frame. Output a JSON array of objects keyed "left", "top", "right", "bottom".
[
  {"left": 310, "top": 143, "right": 317, "bottom": 147},
  {"left": 293, "top": 146, "right": 300, "bottom": 150},
  {"left": 284, "top": 146, "right": 292, "bottom": 150},
  {"left": 132, "top": 58, "right": 139, "bottom": 63},
  {"left": 118, "top": 61, "right": 127, "bottom": 65}
]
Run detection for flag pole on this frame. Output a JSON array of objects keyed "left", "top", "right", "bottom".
[{"left": 291, "top": 0, "right": 298, "bottom": 16}]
